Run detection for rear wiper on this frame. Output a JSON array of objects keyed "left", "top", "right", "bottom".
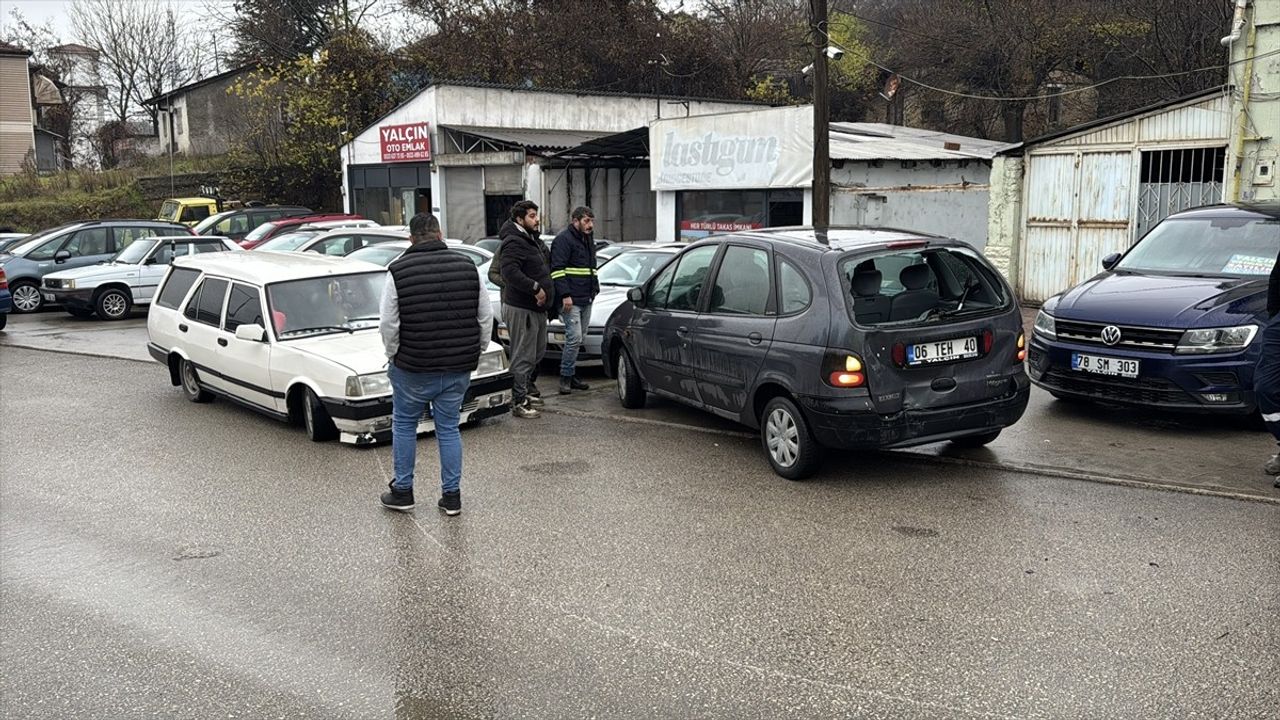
[{"left": 280, "top": 325, "right": 353, "bottom": 336}]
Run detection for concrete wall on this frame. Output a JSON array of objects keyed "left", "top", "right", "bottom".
[
  {"left": 1226, "top": 0, "right": 1280, "bottom": 203},
  {"left": 983, "top": 156, "right": 1024, "bottom": 284},
  {"left": 183, "top": 74, "right": 250, "bottom": 156},
  {"left": 830, "top": 160, "right": 995, "bottom": 252}
]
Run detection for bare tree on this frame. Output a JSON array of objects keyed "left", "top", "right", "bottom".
[{"left": 71, "top": 0, "right": 206, "bottom": 129}]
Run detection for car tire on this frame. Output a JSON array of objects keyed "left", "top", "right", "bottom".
[
  {"left": 301, "top": 387, "right": 339, "bottom": 442},
  {"left": 950, "top": 430, "right": 1002, "bottom": 448},
  {"left": 95, "top": 288, "right": 133, "bottom": 321},
  {"left": 179, "top": 357, "right": 213, "bottom": 403},
  {"left": 66, "top": 307, "right": 94, "bottom": 319},
  {"left": 761, "top": 396, "right": 822, "bottom": 480},
  {"left": 9, "top": 280, "right": 42, "bottom": 314},
  {"left": 616, "top": 347, "right": 646, "bottom": 409}
]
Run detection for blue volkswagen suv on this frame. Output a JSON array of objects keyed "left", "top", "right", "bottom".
[{"left": 1028, "top": 203, "right": 1278, "bottom": 416}]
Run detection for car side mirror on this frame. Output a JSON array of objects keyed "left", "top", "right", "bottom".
[
  {"left": 627, "top": 287, "right": 645, "bottom": 306},
  {"left": 1102, "top": 253, "right": 1122, "bottom": 271},
  {"left": 54, "top": 250, "right": 71, "bottom": 263},
  {"left": 234, "top": 323, "right": 267, "bottom": 342}
]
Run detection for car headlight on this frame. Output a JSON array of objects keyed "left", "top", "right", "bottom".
[
  {"left": 345, "top": 372, "right": 391, "bottom": 397},
  {"left": 1175, "top": 325, "right": 1259, "bottom": 355},
  {"left": 1033, "top": 309, "right": 1056, "bottom": 339},
  {"left": 476, "top": 349, "right": 507, "bottom": 375}
]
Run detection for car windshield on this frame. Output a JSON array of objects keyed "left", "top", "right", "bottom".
[
  {"left": 255, "top": 231, "right": 320, "bottom": 252},
  {"left": 112, "top": 239, "right": 160, "bottom": 264},
  {"left": 346, "top": 245, "right": 404, "bottom": 267},
  {"left": 159, "top": 201, "right": 180, "bottom": 221},
  {"left": 598, "top": 250, "right": 675, "bottom": 287},
  {"left": 9, "top": 225, "right": 75, "bottom": 256},
  {"left": 841, "top": 246, "right": 1010, "bottom": 326},
  {"left": 243, "top": 221, "right": 282, "bottom": 243},
  {"left": 192, "top": 212, "right": 230, "bottom": 235},
  {"left": 266, "top": 272, "right": 385, "bottom": 338},
  {"left": 1117, "top": 216, "right": 1280, "bottom": 277}
]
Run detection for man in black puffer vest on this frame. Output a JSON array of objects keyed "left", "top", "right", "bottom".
[
  {"left": 379, "top": 213, "right": 492, "bottom": 516},
  {"left": 499, "top": 200, "right": 554, "bottom": 419}
]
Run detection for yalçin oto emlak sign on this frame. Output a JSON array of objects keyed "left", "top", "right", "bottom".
[{"left": 380, "top": 122, "right": 432, "bottom": 163}]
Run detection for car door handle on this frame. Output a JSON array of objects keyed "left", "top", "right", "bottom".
[
  {"left": 747, "top": 332, "right": 763, "bottom": 345},
  {"left": 676, "top": 326, "right": 690, "bottom": 337},
  {"left": 217, "top": 338, "right": 228, "bottom": 347},
  {"left": 178, "top": 323, "right": 188, "bottom": 332}
]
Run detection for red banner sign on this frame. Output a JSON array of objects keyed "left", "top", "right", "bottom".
[{"left": 380, "top": 122, "right": 432, "bottom": 163}]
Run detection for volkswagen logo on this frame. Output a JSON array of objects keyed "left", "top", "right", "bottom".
[{"left": 1100, "top": 325, "right": 1123, "bottom": 346}]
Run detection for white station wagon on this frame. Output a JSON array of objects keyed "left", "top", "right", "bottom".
[
  {"left": 146, "top": 252, "right": 513, "bottom": 444},
  {"left": 43, "top": 235, "right": 241, "bottom": 320}
]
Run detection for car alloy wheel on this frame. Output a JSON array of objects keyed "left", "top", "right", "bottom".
[
  {"left": 10, "top": 282, "right": 41, "bottom": 313},
  {"left": 180, "top": 358, "right": 212, "bottom": 403},
  {"left": 617, "top": 355, "right": 629, "bottom": 400},
  {"left": 98, "top": 290, "right": 130, "bottom": 320},
  {"left": 766, "top": 408, "right": 800, "bottom": 468}
]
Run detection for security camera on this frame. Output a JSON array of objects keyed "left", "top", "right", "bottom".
[
  {"left": 801, "top": 63, "right": 814, "bottom": 75},
  {"left": 826, "top": 46, "right": 844, "bottom": 60}
]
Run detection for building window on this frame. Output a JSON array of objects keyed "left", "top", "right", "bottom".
[{"left": 676, "top": 190, "right": 803, "bottom": 242}]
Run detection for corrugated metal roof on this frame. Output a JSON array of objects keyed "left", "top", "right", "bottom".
[
  {"left": 829, "top": 122, "right": 1016, "bottom": 161},
  {"left": 444, "top": 125, "right": 611, "bottom": 151}
]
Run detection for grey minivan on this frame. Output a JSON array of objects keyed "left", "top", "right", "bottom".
[
  {"left": 602, "top": 227, "right": 1031, "bottom": 479},
  {"left": 0, "top": 220, "right": 190, "bottom": 313}
]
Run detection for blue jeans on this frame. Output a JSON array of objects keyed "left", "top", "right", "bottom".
[
  {"left": 559, "top": 302, "right": 593, "bottom": 378},
  {"left": 1255, "top": 315, "right": 1280, "bottom": 443},
  {"left": 388, "top": 365, "right": 472, "bottom": 494}
]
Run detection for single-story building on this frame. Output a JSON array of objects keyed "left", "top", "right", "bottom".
[
  {"left": 338, "top": 82, "right": 759, "bottom": 240},
  {"left": 145, "top": 64, "right": 262, "bottom": 157},
  {"left": 985, "top": 88, "right": 1233, "bottom": 303},
  {"left": 649, "top": 105, "right": 1014, "bottom": 251}
]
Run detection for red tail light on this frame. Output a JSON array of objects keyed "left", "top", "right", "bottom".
[
  {"left": 823, "top": 352, "right": 867, "bottom": 388},
  {"left": 891, "top": 343, "right": 906, "bottom": 366},
  {"left": 981, "top": 330, "right": 994, "bottom": 354},
  {"left": 0, "top": 268, "right": 7, "bottom": 290}
]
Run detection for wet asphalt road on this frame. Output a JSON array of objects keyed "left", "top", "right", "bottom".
[{"left": 2, "top": 347, "right": 1279, "bottom": 719}]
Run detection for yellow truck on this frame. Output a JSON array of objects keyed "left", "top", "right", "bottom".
[{"left": 157, "top": 197, "right": 221, "bottom": 226}]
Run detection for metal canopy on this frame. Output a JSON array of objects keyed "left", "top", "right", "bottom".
[{"left": 441, "top": 126, "right": 610, "bottom": 153}]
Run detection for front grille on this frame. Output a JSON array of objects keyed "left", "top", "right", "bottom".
[
  {"left": 1042, "top": 368, "right": 1193, "bottom": 405},
  {"left": 43, "top": 278, "right": 62, "bottom": 289},
  {"left": 1056, "top": 319, "right": 1182, "bottom": 353},
  {"left": 423, "top": 399, "right": 479, "bottom": 420}
]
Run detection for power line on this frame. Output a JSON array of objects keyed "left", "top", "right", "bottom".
[{"left": 823, "top": 30, "right": 1280, "bottom": 102}]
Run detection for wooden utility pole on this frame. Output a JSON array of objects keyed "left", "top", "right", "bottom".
[{"left": 811, "top": 0, "right": 830, "bottom": 234}]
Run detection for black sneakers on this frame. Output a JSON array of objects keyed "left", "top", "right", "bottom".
[
  {"left": 559, "top": 376, "right": 573, "bottom": 395},
  {"left": 438, "top": 491, "right": 462, "bottom": 516},
  {"left": 570, "top": 376, "right": 590, "bottom": 391},
  {"left": 512, "top": 399, "right": 541, "bottom": 418},
  {"left": 380, "top": 483, "right": 415, "bottom": 511}
]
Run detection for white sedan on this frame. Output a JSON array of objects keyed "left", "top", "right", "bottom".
[
  {"left": 42, "top": 235, "right": 241, "bottom": 320},
  {"left": 146, "top": 252, "right": 512, "bottom": 445}
]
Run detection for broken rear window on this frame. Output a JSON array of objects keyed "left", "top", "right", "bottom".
[{"left": 840, "top": 246, "right": 1010, "bottom": 326}]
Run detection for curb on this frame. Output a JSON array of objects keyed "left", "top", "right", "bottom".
[
  {"left": 0, "top": 342, "right": 155, "bottom": 365},
  {"left": 543, "top": 401, "right": 1280, "bottom": 506}
]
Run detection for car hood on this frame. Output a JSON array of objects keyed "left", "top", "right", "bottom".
[
  {"left": 550, "top": 286, "right": 632, "bottom": 329},
  {"left": 1050, "top": 271, "right": 1267, "bottom": 328},
  {"left": 285, "top": 331, "right": 503, "bottom": 375},
  {"left": 44, "top": 262, "right": 137, "bottom": 281}
]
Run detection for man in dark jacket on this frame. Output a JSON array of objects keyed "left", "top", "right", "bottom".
[
  {"left": 1255, "top": 246, "right": 1280, "bottom": 488},
  {"left": 550, "top": 206, "right": 599, "bottom": 394},
  {"left": 499, "top": 200, "right": 553, "bottom": 418},
  {"left": 379, "top": 213, "right": 492, "bottom": 515}
]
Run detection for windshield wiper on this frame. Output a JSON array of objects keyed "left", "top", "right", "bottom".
[
  {"left": 280, "top": 325, "right": 354, "bottom": 336},
  {"left": 344, "top": 316, "right": 381, "bottom": 324}
]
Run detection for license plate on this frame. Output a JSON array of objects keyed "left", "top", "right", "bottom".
[
  {"left": 43, "top": 292, "right": 55, "bottom": 301},
  {"left": 907, "top": 336, "right": 979, "bottom": 365},
  {"left": 1072, "top": 353, "right": 1139, "bottom": 378}
]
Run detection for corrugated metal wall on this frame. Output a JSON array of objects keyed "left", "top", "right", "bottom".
[
  {"left": 0, "top": 56, "right": 36, "bottom": 176},
  {"left": 1016, "top": 94, "right": 1231, "bottom": 303}
]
